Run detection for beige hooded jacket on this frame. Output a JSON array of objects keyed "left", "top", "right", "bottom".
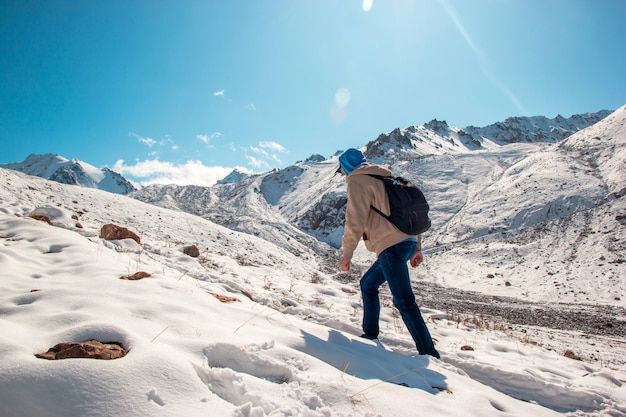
[{"left": 341, "top": 162, "right": 423, "bottom": 261}]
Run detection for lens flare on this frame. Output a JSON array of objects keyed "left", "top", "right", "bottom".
[{"left": 335, "top": 88, "right": 351, "bottom": 108}]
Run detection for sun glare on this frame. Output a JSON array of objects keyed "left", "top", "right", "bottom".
[{"left": 362, "top": 0, "right": 373, "bottom": 12}]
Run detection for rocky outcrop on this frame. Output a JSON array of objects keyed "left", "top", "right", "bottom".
[
  {"left": 35, "top": 340, "right": 127, "bottom": 360},
  {"left": 100, "top": 224, "right": 141, "bottom": 244}
]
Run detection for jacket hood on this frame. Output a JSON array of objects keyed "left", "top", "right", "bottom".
[{"left": 347, "top": 162, "right": 393, "bottom": 178}]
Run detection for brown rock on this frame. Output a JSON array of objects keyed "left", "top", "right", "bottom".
[
  {"left": 184, "top": 245, "right": 200, "bottom": 257},
  {"left": 30, "top": 214, "right": 52, "bottom": 225},
  {"left": 120, "top": 271, "right": 152, "bottom": 280},
  {"left": 208, "top": 292, "right": 241, "bottom": 303},
  {"left": 100, "top": 223, "right": 141, "bottom": 244},
  {"left": 564, "top": 349, "right": 582, "bottom": 361},
  {"left": 35, "top": 340, "right": 127, "bottom": 360}
]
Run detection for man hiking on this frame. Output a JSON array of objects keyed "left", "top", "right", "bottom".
[{"left": 337, "top": 148, "right": 440, "bottom": 359}]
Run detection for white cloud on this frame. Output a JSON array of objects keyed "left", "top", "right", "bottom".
[
  {"left": 213, "top": 90, "right": 225, "bottom": 96},
  {"left": 259, "top": 141, "right": 287, "bottom": 153},
  {"left": 245, "top": 103, "right": 256, "bottom": 111},
  {"left": 249, "top": 146, "right": 267, "bottom": 158},
  {"left": 246, "top": 155, "right": 270, "bottom": 169},
  {"left": 130, "top": 132, "right": 178, "bottom": 150},
  {"left": 246, "top": 141, "right": 287, "bottom": 167},
  {"left": 197, "top": 132, "right": 222, "bottom": 146},
  {"left": 129, "top": 132, "right": 156, "bottom": 147},
  {"left": 112, "top": 159, "right": 234, "bottom": 186}
]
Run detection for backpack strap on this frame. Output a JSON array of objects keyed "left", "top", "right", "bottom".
[{"left": 366, "top": 174, "right": 393, "bottom": 219}]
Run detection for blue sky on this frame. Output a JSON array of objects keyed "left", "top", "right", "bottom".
[{"left": 1, "top": 0, "right": 625, "bottom": 186}]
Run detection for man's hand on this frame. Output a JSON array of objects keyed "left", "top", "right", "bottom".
[
  {"left": 410, "top": 250, "right": 423, "bottom": 268},
  {"left": 339, "top": 257, "right": 351, "bottom": 271}
]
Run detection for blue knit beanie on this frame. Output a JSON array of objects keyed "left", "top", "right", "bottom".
[{"left": 338, "top": 148, "right": 366, "bottom": 175}]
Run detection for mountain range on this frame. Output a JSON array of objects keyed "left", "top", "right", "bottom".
[
  {"left": 1, "top": 107, "right": 625, "bottom": 415},
  {"left": 123, "top": 107, "right": 625, "bottom": 306},
  {"left": 1, "top": 110, "right": 611, "bottom": 196},
  {"left": 2, "top": 112, "right": 625, "bottom": 415},
  {"left": 2, "top": 107, "right": 624, "bottom": 306},
  {"left": 0, "top": 153, "right": 137, "bottom": 194}
]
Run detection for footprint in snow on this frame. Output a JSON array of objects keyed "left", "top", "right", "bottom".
[
  {"left": 202, "top": 342, "right": 294, "bottom": 383},
  {"left": 192, "top": 343, "right": 303, "bottom": 413}
]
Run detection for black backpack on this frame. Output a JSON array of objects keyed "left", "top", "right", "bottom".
[{"left": 367, "top": 174, "right": 431, "bottom": 235}]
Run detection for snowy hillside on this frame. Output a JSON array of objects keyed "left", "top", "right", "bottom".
[
  {"left": 129, "top": 108, "right": 625, "bottom": 306},
  {"left": 130, "top": 110, "right": 612, "bottom": 249},
  {"left": 418, "top": 105, "right": 626, "bottom": 307},
  {"left": 133, "top": 169, "right": 337, "bottom": 266},
  {"left": 1, "top": 165, "right": 625, "bottom": 416},
  {"left": 0, "top": 153, "right": 136, "bottom": 194}
]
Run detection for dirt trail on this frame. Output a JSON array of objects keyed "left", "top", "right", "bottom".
[{"left": 414, "top": 281, "right": 626, "bottom": 338}]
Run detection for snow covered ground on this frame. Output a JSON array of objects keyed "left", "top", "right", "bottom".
[{"left": 1, "top": 159, "right": 625, "bottom": 416}]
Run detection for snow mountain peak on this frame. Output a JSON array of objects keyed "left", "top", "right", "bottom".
[
  {"left": 363, "top": 109, "right": 613, "bottom": 162},
  {"left": 0, "top": 153, "right": 137, "bottom": 194}
]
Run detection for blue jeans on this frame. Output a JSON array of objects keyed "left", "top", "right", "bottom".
[{"left": 360, "top": 240, "right": 440, "bottom": 358}]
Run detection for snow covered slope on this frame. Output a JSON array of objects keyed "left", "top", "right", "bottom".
[
  {"left": 1, "top": 108, "right": 625, "bottom": 416},
  {"left": 129, "top": 108, "right": 625, "bottom": 306},
  {"left": 1, "top": 161, "right": 625, "bottom": 417},
  {"left": 420, "top": 105, "right": 626, "bottom": 306}
]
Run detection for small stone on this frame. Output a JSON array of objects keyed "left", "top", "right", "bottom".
[
  {"left": 120, "top": 271, "right": 152, "bottom": 280},
  {"left": 35, "top": 340, "right": 127, "bottom": 360},
  {"left": 183, "top": 245, "right": 200, "bottom": 257}
]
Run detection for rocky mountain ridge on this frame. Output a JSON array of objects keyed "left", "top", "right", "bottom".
[
  {"left": 0, "top": 107, "right": 623, "bottom": 306},
  {"left": 0, "top": 153, "right": 137, "bottom": 194},
  {"left": 364, "top": 109, "right": 612, "bottom": 160},
  {"left": 130, "top": 109, "right": 614, "bottom": 247},
  {"left": 128, "top": 106, "right": 626, "bottom": 307}
]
